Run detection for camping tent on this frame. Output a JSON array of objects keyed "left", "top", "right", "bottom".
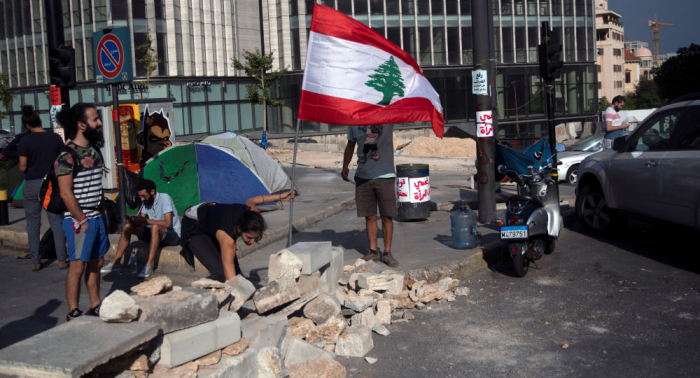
[
  {"left": 140, "top": 144, "right": 274, "bottom": 215},
  {"left": 201, "top": 131, "right": 290, "bottom": 194}
]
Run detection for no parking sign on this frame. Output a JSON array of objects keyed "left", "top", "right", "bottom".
[{"left": 93, "top": 27, "right": 133, "bottom": 84}]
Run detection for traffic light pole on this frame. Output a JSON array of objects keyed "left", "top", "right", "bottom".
[
  {"left": 539, "top": 22, "right": 561, "bottom": 172},
  {"left": 471, "top": 0, "right": 497, "bottom": 223},
  {"left": 44, "top": 0, "right": 70, "bottom": 109}
]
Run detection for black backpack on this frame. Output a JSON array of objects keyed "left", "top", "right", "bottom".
[{"left": 39, "top": 229, "right": 57, "bottom": 260}]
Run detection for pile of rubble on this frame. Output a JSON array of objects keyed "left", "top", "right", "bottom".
[{"left": 0, "top": 241, "right": 469, "bottom": 378}]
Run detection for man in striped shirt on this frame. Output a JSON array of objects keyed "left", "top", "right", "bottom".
[
  {"left": 603, "top": 95, "right": 631, "bottom": 149},
  {"left": 55, "top": 103, "right": 110, "bottom": 322}
]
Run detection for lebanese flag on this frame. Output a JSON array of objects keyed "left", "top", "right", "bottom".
[{"left": 298, "top": 4, "right": 444, "bottom": 138}]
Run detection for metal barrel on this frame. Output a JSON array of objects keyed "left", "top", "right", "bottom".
[{"left": 395, "top": 164, "right": 430, "bottom": 221}]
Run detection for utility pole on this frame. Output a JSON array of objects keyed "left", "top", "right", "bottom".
[
  {"left": 471, "top": 0, "right": 497, "bottom": 223},
  {"left": 539, "top": 22, "right": 563, "bottom": 168}
]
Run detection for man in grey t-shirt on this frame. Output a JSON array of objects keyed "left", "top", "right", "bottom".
[{"left": 341, "top": 125, "right": 399, "bottom": 267}]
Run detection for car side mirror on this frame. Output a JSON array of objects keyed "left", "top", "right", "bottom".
[
  {"left": 555, "top": 143, "right": 566, "bottom": 152},
  {"left": 612, "top": 137, "right": 627, "bottom": 152},
  {"left": 498, "top": 165, "right": 508, "bottom": 174}
]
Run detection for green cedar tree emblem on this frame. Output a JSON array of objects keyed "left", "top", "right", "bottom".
[{"left": 365, "top": 56, "right": 406, "bottom": 106}]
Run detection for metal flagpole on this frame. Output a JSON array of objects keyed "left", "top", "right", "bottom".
[{"left": 287, "top": 119, "right": 301, "bottom": 247}]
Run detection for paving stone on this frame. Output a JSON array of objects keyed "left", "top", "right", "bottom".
[
  {"left": 455, "top": 287, "right": 471, "bottom": 297},
  {"left": 159, "top": 312, "right": 241, "bottom": 368},
  {"left": 303, "top": 293, "right": 341, "bottom": 325},
  {"left": 277, "top": 289, "right": 320, "bottom": 318},
  {"left": 192, "top": 278, "right": 227, "bottom": 289},
  {"left": 287, "top": 357, "right": 346, "bottom": 378},
  {"left": 268, "top": 249, "right": 303, "bottom": 283},
  {"left": 131, "top": 276, "right": 173, "bottom": 297},
  {"left": 435, "top": 277, "right": 460, "bottom": 292},
  {"left": 297, "top": 271, "right": 321, "bottom": 296},
  {"left": 343, "top": 296, "right": 374, "bottom": 312},
  {"left": 320, "top": 247, "right": 344, "bottom": 294},
  {"left": 372, "top": 324, "right": 390, "bottom": 336},
  {"left": 241, "top": 314, "right": 288, "bottom": 352},
  {"left": 134, "top": 290, "right": 219, "bottom": 334},
  {"left": 375, "top": 300, "right": 391, "bottom": 325},
  {"left": 223, "top": 338, "right": 249, "bottom": 356},
  {"left": 196, "top": 350, "right": 222, "bottom": 366},
  {"left": 306, "top": 315, "right": 347, "bottom": 344},
  {"left": 350, "top": 308, "right": 376, "bottom": 328},
  {"left": 283, "top": 336, "right": 336, "bottom": 367},
  {"left": 253, "top": 279, "right": 301, "bottom": 314},
  {"left": 287, "top": 241, "right": 333, "bottom": 274},
  {"left": 100, "top": 290, "right": 139, "bottom": 323},
  {"left": 225, "top": 275, "right": 257, "bottom": 312},
  {"left": 0, "top": 317, "right": 158, "bottom": 378},
  {"left": 335, "top": 325, "right": 374, "bottom": 358},
  {"left": 288, "top": 317, "right": 315, "bottom": 339}
]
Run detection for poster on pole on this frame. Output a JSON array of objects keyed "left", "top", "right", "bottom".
[
  {"left": 476, "top": 110, "right": 494, "bottom": 138},
  {"left": 49, "top": 85, "right": 65, "bottom": 141},
  {"left": 472, "top": 69, "right": 488, "bottom": 95}
]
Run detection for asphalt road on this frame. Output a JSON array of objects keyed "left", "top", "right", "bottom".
[{"left": 339, "top": 218, "right": 700, "bottom": 377}]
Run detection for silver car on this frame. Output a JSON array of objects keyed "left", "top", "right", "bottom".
[
  {"left": 575, "top": 96, "right": 700, "bottom": 232},
  {"left": 558, "top": 134, "right": 604, "bottom": 184}
]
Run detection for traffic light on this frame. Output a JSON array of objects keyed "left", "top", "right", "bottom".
[
  {"left": 49, "top": 45, "right": 76, "bottom": 87},
  {"left": 538, "top": 41, "right": 563, "bottom": 81}
]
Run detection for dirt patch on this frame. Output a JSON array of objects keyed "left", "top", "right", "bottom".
[{"left": 401, "top": 136, "right": 477, "bottom": 158}]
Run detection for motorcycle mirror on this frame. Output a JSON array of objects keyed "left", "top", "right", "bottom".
[
  {"left": 555, "top": 143, "right": 566, "bottom": 152},
  {"left": 498, "top": 165, "right": 508, "bottom": 174}
]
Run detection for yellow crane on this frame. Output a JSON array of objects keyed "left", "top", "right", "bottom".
[{"left": 648, "top": 14, "right": 674, "bottom": 67}]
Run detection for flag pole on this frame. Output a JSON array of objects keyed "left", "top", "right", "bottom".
[{"left": 287, "top": 119, "right": 301, "bottom": 247}]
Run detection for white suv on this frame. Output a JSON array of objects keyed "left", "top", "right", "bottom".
[{"left": 575, "top": 96, "right": 700, "bottom": 232}]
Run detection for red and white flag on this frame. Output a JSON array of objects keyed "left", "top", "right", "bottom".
[{"left": 298, "top": 4, "right": 444, "bottom": 137}]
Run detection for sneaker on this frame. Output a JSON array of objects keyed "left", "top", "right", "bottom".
[
  {"left": 58, "top": 260, "right": 69, "bottom": 270},
  {"left": 137, "top": 265, "right": 154, "bottom": 278},
  {"left": 382, "top": 251, "right": 399, "bottom": 267},
  {"left": 361, "top": 249, "right": 381, "bottom": 262},
  {"left": 86, "top": 303, "right": 101, "bottom": 317},
  {"left": 66, "top": 308, "right": 83, "bottom": 322},
  {"left": 101, "top": 261, "right": 122, "bottom": 273},
  {"left": 31, "top": 263, "right": 42, "bottom": 271}
]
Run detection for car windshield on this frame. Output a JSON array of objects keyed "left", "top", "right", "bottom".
[{"left": 571, "top": 134, "right": 602, "bottom": 151}]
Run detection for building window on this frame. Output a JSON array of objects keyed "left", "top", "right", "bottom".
[{"left": 625, "top": 71, "right": 631, "bottom": 83}]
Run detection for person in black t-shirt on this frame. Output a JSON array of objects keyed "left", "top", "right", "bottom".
[
  {"left": 17, "top": 105, "right": 68, "bottom": 272},
  {"left": 180, "top": 191, "right": 294, "bottom": 281}
]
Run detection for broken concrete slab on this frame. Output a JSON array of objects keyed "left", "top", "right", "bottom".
[
  {"left": 288, "top": 317, "right": 315, "bottom": 339},
  {"left": 268, "top": 249, "right": 303, "bottom": 283},
  {"left": 375, "top": 300, "right": 391, "bottom": 325},
  {"left": 241, "top": 314, "right": 288, "bottom": 352},
  {"left": 306, "top": 315, "right": 347, "bottom": 344},
  {"left": 225, "top": 275, "right": 256, "bottom": 312},
  {"left": 386, "top": 274, "right": 405, "bottom": 295},
  {"left": 320, "top": 247, "right": 344, "bottom": 294},
  {"left": 196, "top": 350, "right": 222, "bottom": 367},
  {"left": 287, "top": 241, "right": 333, "bottom": 274},
  {"left": 197, "top": 347, "right": 282, "bottom": 378},
  {"left": 191, "top": 278, "right": 227, "bottom": 289},
  {"left": 343, "top": 296, "right": 374, "bottom": 312},
  {"left": 223, "top": 338, "right": 249, "bottom": 356},
  {"left": 435, "top": 277, "right": 460, "bottom": 292},
  {"left": 134, "top": 290, "right": 219, "bottom": 334},
  {"left": 455, "top": 287, "right": 471, "bottom": 297},
  {"left": 303, "top": 293, "right": 341, "bottom": 325},
  {"left": 131, "top": 276, "right": 173, "bottom": 297},
  {"left": 159, "top": 312, "right": 241, "bottom": 368},
  {"left": 409, "top": 283, "right": 446, "bottom": 303},
  {"left": 356, "top": 273, "right": 391, "bottom": 291},
  {"left": 277, "top": 289, "right": 319, "bottom": 318},
  {"left": 335, "top": 325, "right": 374, "bottom": 358},
  {"left": 0, "top": 317, "right": 159, "bottom": 378},
  {"left": 283, "top": 337, "right": 335, "bottom": 367},
  {"left": 287, "top": 357, "right": 346, "bottom": 378},
  {"left": 297, "top": 271, "right": 321, "bottom": 296},
  {"left": 100, "top": 290, "right": 139, "bottom": 323},
  {"left": 372, "top": 324, "right": 390, "bottom": 336},
  {"left": 350, "top": 308, "right": 376, "bottom": 328},
  {"left": 253, "top": 279, "right": 301, "bottom": 314},
  {"left": 343, "top": 260, "right": 384, "bottom": 288}
]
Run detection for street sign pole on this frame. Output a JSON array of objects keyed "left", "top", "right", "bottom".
[{"left": 112, "top": 84, "right": 126, "bottom": 229}]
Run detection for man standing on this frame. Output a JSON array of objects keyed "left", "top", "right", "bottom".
[
  {"left": 55, "top": 103, "right": 110, "bottom": 321},
  {"left": 341, "top": 125, "right": 399, "bottom": 267},
  {"left": 101, "top": 179, "right": 181, "bottom": 278},
  {"left": 604, "top": 96, "right": 630, "bottom": 148},
  {"left": 17, "top": 105, "right": 68, "bottom": 271}
]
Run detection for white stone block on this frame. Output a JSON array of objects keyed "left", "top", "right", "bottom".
[
  {"left": 287, "top": 242, "right": 333, "bottom": 274},
  {"left": 320, "top": 247, "right": 344, "bottom": 294}
]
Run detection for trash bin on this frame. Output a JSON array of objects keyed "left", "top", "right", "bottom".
[{"left": 396, "top": 163, "right": 430, "bottom": 220}]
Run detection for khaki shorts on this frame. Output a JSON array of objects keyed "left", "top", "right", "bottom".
[{"left": 355, "top": 177, "right": 398, "bottom": 218}]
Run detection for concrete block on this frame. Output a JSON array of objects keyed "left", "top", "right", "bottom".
[
  {"left": 386, "top": 274, "right": 405, "bottom": 295},
  {"left": 134, "top": 290, "right": 219, "bottom": 334},
  {"left": 287, "top": 241, "right": 333, "bottom": 274},
  {"left": 223, "top": 338, "right": 249, "bottom": 356},
  {"left": 409, "top": 283, "right": 446, "bottom": 303},
  {"left": 335, "top": 325, "right": 374, "bottom": 358},
  {"left": 303, "top": 293, "right": 341, "bottom": 325},
  {"left": 241, "top": 314, "right": 288, "bottom": 352},
  {"left": 287, "top": 357, "right": 346, "bottom": 378},
  {"left": 131, "top": 276, "right": 173, "bottom": 297},
  {"left": 320, "top": 247, "right": 344, "bottom": 294},
  {"left": 350, "top": 307, "right": 376, "bottom": 328},
  {"left": 197, "top": 347, "right": 281, "bottom": 378},
  {"left": 343, "top": 296, "right": 374, "bottom": 312},
  {"left": 225, "top": 275, "right": 256, "bottom": 312},
  {"left": 268, "top": 249, "right": 303, "bottom": 283},
  {"left": 253, "top": 279, "right": 301, "bottom": 314},
  {"left": 297, "top": 271, "right": 321, "bottom": 296},
  {"left": 306, "top": 315, "right": 347, "bottom": 344},
  {"left": 373, "top": 324, "right": 390, "bottom": 336},
  {"left": 288, "top": 317, "right": 315, "bottom": 339},
  {"left": 278, "top": 289, "right": 319, "bottom": 318},
  {"left": 357, "top": 273, "right": 392, "bottom": 291},
  {"left": 0, "top": 317, "right": 159, "bottom": 378},
  {"left": 283, "top": 337, "right": 335, "bottom": 367},
  {"left": 435, "top": 277, "right": 460, "bottom": 293},
  {"left": 100, "top": 290, "right": 139, "bottom": 323},
  {"left": 375, "top": 300, "right": 391, "bottom": 325},
  {"left": 159, "top": 312, "right": 242, "bottom": 368}
]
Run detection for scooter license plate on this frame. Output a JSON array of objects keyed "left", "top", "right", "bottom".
[{"left": 501, "top": 226, "right": 528, "bottom": 240}]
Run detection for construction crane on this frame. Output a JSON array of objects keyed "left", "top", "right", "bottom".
[{"left": 648, "top": 14, "right": 674, "bottom": 67}]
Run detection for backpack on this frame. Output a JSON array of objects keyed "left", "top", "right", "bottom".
[
  {"left": 39, "top": 229, "right": 57, "bottom": 260},
  {"left": 103, "top": 199, "right": 120, "bottom": 234},
  {"left": 40, "top": 145, "right": 102, "bottom": 214}
]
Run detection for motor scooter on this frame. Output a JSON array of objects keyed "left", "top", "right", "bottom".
[{"left": 498, "top": 144, "right": 565, "bottom": 277}]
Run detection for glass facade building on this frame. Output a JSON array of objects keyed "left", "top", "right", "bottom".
[{"left": 1, "top": 0, "right": 598, "bottom": 147}]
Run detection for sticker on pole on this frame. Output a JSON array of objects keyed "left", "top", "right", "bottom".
[
  {"left": 472, "top": 69, "right": 488, "bottom": 95},
  {"left": 476, "top": 110, "right": 494, "bottom": 138},
  {"left": 93, "top": 27, "right": 133, "bottom": 84}
]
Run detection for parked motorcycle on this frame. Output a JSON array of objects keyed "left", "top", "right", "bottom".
[{"left": 498, "top": 143, "right": 566, "bottom": 277}]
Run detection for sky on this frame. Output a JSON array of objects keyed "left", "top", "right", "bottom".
[{"left": 610, "top": 0, "right": 700, "bottom": 55}]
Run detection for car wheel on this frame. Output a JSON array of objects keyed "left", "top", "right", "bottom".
[
  {"left": 566, "top": 165, "right": 579, "bottom": 184},
  {"left": 576, "top": 183, "right": 624, "bottom": 233}
]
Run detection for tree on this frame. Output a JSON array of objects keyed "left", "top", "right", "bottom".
[
  {"left": 652, "top": 43, "right": 700, "bottom": 102},
  {"left": 598, "top": 96, "right": 610, "bottom": 113},
  {"left": 0, "top": 74, "right": 13, "bottom": 123},
  {"left": 231, "top": 49, "right": 288, "bottom": 134},
  {"left": 624, "top": 77, "right": 664, "bottom": 110},
  {"left": 135, "top": 28, "right": 162, "bottom": 98},
  {"left": 365, "top": 56, "right": 406, "bottom": 106}
]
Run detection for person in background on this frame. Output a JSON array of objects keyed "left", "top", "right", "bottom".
[
  {"left": 604, "top": 96, "right": 631, "bottom": 149},
  {"left": 17, "top": 105, "right": 68, "bottom": 271}
]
